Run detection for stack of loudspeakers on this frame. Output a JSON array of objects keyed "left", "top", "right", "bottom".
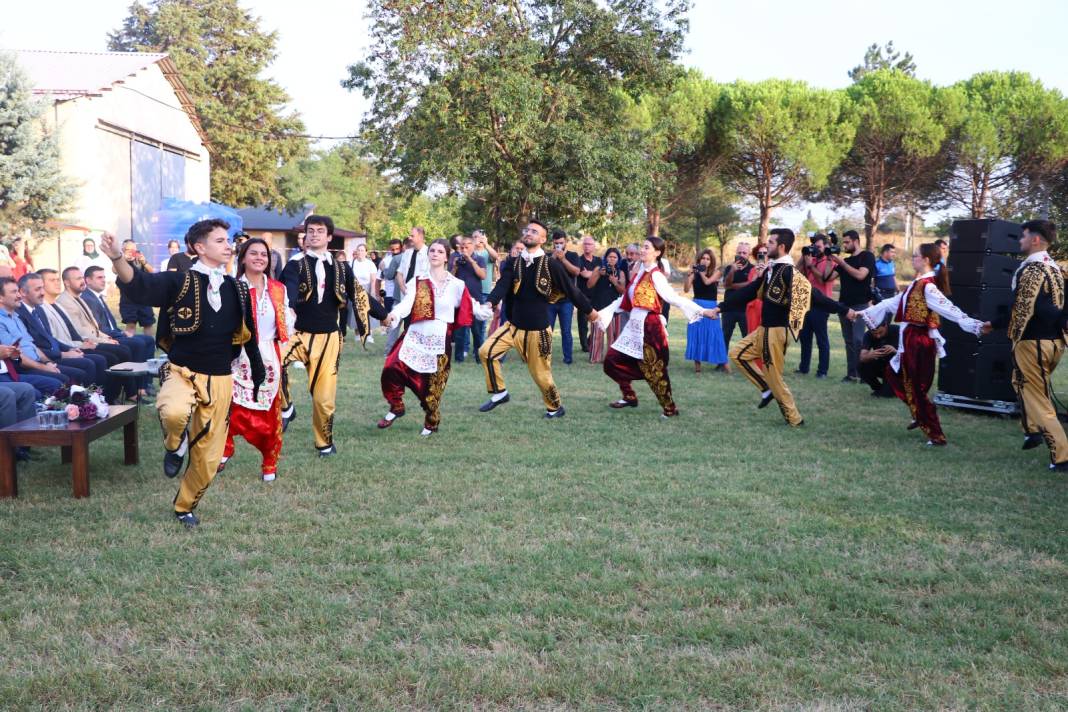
[{"left": 934, "top": 218, "right": 1021, "bottom": 415}]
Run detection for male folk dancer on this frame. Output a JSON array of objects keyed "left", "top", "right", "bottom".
[
  {"left": 986, "top": 220, "right": 1068, "bottom": 470},
  {"left": 712, "top": 228, "right": 852, "bottom": 427},
  {"left": 280, "top": 215, "right": 386, "bottom": 456},
  {"left": 102, "top": 223, "right": 264, "bottom": 528},
  {"left": 478, "top": 220, "right": 598, "bottom": 418},
  {"left": 219, "top": 239, "right": 290, "bottom": 481},
  {"left": 378, "top": 239, "right": 490, "bottom": 436}
]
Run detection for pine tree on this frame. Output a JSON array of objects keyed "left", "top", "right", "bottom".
[{"left": 0, "top": 53, "right": 75, "bottom": 242}]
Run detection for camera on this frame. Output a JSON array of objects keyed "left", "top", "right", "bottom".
[
  {"left": 455, "top": 254, "right": 467, "bottom": 266},
  {"left": 692, "top": 264, "right": 706, "bottom": 274}
]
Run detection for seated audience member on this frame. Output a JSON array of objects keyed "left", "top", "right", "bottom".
[
  {"left": 16, "top": 273, "right": 119, "bottom": 401},
  {"left": 81, "top": 266, "right": 156, "bottom": 362},
  {"left": 0, "top": 277, "right": 67, "bottom": 397},
  {"left": 858, "top": 315, "right": 900, "bottom": 398}
]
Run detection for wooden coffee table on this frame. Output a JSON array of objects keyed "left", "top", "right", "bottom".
[{"left": 0, "top": 404, "right": 139, "bottom": 499}]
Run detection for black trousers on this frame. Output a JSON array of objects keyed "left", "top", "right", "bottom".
[
  {"left": 859, "top": 356, "right": 895, "bottom": 396},
  {"left": 720, "top": 310, "right": 749, "bottom": 351}
]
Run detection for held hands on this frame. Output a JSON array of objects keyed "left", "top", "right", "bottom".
[
  {"left": 846, "top": 309, "right": 858, "bottom": 322},
  {"left": 980, "top": 321, "right": 993, "bottom": 336},
  {"left": 704, "top": 307, "right": 721, "bottom": 320},
  {"left": 381, "top": 314, "right": 394, "bottom": 328},
  {"left": 587, "top": 309, "right": 600, "bottom": 323}
]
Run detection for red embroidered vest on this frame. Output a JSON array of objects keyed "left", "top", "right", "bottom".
[
  {"left": 250, "top": 279, "right": 288, "bottom": 342},
  {"left": 895, "top": 276, "right": 940, "bottom": 328},
  {"left": 620, "top": 268, "right": 662, "bottom": 314},
  {"left": 410, "top": 278, "right": 436, "bottom": 323}
]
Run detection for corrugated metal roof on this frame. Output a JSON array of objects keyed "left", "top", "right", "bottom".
[
  {"left": 237, "top": 204, "right": 314, "bottom": 231},
  {"left": 7, "top": 49, "right": 210, "bottom": 149},
  {"left": 10, "top": 49, "right": 169, "bottom": 99}
]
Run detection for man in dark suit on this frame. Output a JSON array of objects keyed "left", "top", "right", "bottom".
[
  {"left": 82, "top": 266, "right": 156, "bottom": 362},
  {"left": 17, "top": 273, "right": 119, "bottom": 402}
]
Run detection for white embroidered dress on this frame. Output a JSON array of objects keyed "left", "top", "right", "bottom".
[
  {"left": 389, "top": 274, "right": 491, "bottom": 373},
  {"left": 857, "top": 270, "right": 984, "bottom": 372},
  {"left": 596, "top": 264, "right": 705, "bottom": 360},
  {"left": 231, "top": 275, "right": 291, "bottom": 410}
]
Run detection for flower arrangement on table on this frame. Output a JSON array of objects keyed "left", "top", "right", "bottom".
[{"left": 42, "top": 385, "right": 110, "bottom": 422}]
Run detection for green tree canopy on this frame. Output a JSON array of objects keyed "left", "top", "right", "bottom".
[
  {"left": 278, "top": 143, "right": 394, "bottom": 236},
  {"left": 944, "top": 71, "right": 1068, "bottom": 218},
  {"left": 617, "top": 68, "right": 721, "bottom": 236},
  {"left": 344, "top": 0, "right": 690, "bottom": 231},
  {"left": 108, "top": 0, "right": 307, "bottom": 207},
  {"left": 709, "top": 79, "right": 855, "bottom": 243},
  {"left": 821, "top": 70, "right": 960, "bottom": 248},
  {"left": 0, "top": 53, "right": 74, "bottom": 242},
  {"left": 848, "top": 41, "right": 917, "bottom": 82}
]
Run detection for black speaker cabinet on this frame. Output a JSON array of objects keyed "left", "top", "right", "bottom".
[
  {"left": 949, "top": 219, "right": 1023, "bottom": 255},
  {"left": 946, "top": 252, "right": 1020, "bottom": 288},
  {"left": 938, "top": 341, "right": 1016, "bottom": 402},
  {"left": 938, "top": 285, "right": 1012, "bottom": 344}
]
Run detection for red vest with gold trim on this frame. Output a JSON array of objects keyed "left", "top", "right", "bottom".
[
  {"left": 895, "top": 276, "right": 940, "bottom": 328},
  {"left": 249, "top": 279, "right": 288, "bottom": 342},
  {"left": 620, "top": 268, "right": 662, "bottom": 314},
  {"left": 410, "top": 278, "right": 436, "bottom": 323}
]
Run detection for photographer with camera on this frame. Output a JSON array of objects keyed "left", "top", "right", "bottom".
[
  {"left": 449, "top": 235, "right": 487, "bottom": 363},
  {"left": 586, "top": 247, "right": 628, "bottom": 363},
  {"left": 684, "top": 249, "right": 727, "bottom": 374},
  {"left": 831, "top": 229, "right": 876, "bottom": 383},
  {"left": 858, "top": 314, "right": 899, "bottom": 397},
  {"left": 547, "top": 229, "right": 582, "bottom": 364},
  {"left": 719, "top": 242, "right": 753, "bottom": 355},
  {"left": 576, "top": 235, "right": 602, "bottom": 353},
  {"left": 795, "top": 234, "right": 838, "bottom": 379}
]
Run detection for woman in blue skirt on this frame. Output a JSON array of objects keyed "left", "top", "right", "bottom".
[{"left": 684, "top": 249, "right": 728, "bottom": 374}]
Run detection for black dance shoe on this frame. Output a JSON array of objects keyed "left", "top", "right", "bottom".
[
  {"left": 318, "top": 445, "right": 337, "bottom": 458},
  {"left": 282, "top": 406, "right": 296, "bottom": 433},
  {"left": 1050, "top": 461, "right": 1068, "bottom": 472},
  {"left": 544, "top": 407, "right": 566, "bottom": 419},
  {"left": 1023, "top": 433, "right": 1044, "bottom": 450},
  {"left": 175, "top": 511, "right": 199, "bottom": 529},
  {"left": 163, "top": 450, "right": 184, "bottom": 479},
  {"left": 479, "top": 394, "right": 509, "bottom": 412},
  {"left": 609, "top": 399, "right": 638, "bottom": 409},
  {"left": 758, "top": 393, "right": 774, "bottom": 409}
]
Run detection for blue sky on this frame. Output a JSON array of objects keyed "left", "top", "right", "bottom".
[{"left": 6, "top": 0, "right": 1067, "bottom": 224}]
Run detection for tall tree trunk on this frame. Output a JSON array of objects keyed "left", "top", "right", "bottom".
[
  {"left": 758, "top": 202, "right": 771, "bottom": 246},
  {"left": 646, "top": 201, "right": 661, "bottom": 237},
  {"left": 863, "top": 196, "right": 882, "bottom": 251}
]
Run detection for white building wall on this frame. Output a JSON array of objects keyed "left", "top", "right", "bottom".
[{"left": 37, "top": 61, "right": 210, "bottom": 270}]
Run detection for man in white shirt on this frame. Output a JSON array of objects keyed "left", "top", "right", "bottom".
[
  {"left": 350, "top": 243, "right": 379, "bottom": 343},
  {"left": 386, "top": 227, "right": 429, "bottom": 352},
  {"left": 395, "top": 226, "right": 429, "bottom": 295}
]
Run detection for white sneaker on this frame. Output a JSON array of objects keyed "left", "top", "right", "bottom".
[{"left": 262, "top": 472, "right": 276, "bottom": 482}]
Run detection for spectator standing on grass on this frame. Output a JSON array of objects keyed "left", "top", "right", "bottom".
[
  {"left": 350, "top": 244, "right": 379, "bottom": 344},
  {"left": 575, "top": 235, "right": 601, "bottom": 353},
  {"left": 586, "top": 246, "right": 628, "bottom": 363},
  {"left": 547, "top": 229, "right": 582, "bottom": 365},
  {"left": 118, "top": 239, "right": 156, "bottom": 338},
  {"left": 795, "top": 234, "right": 837, "bottom": 379},
  {"left": 874, "top": 244, "right": 898, "bottom": 301},
  {"left": 683, "top": 249, "right": 727, "bottom": 374},
  {"left": 449, "top": 235, "right": 487, "bottom": 363},
  {"left": 831, "top": 229, "right": 876, "bottom": 383},
  {"left": 719, "top": 241, "right": 753, "bottom": 359}
]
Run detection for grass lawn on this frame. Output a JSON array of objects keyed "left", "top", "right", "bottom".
[{"left": 1, "top": 320, "right": 1066, "bottom": 710}]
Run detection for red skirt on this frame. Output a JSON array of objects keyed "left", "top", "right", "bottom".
[
  {"left": 603, "top": 314, "right": 677, "bottom": 415},
  {"left": 381, "top": 335, "right": 452, "bottom": 431},
  {"left": 886, "top": 325, "right": 946, "bottom": 444}
]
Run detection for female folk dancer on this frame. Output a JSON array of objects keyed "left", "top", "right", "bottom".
[
  {"left": 598, "top": 237, "right": 718, "bottom": 417},
  {"left": 219, "top": 239, "right": 290, "bottom": 481},
  {"left": 378, "top": 240, "right": 490, "bottom": 436},
  {"left": 855, "top": 242, "right": 989, "bottom": 446}
]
